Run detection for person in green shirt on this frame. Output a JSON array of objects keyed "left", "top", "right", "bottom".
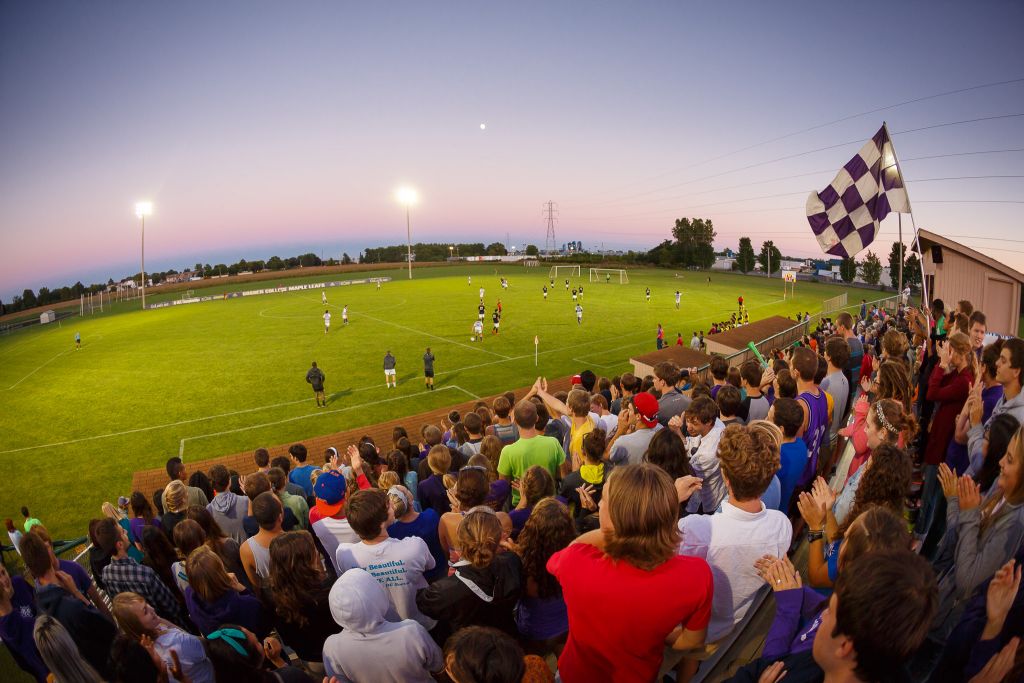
[
  {"left": 496, "top": 398, "right": 566, "bottom": 507},
  {"left": 21, "top": 506, "right": 41, "bottom": 533}
]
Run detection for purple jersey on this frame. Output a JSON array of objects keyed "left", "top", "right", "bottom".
[{"left": 798, "top": 389, "right": 829, "bottom": 486}]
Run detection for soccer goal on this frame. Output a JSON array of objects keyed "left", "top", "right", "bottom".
[
  {"left": 548, "top": 265, "right": 581, "bottom": 279},
  {"left": 589, "top": 268, "right": 629, "bottom": 284}
]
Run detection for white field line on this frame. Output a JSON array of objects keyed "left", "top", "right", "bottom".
[
  {"left": 179, "top": 384, "right": 480, "bottom": 458},
  {"left": 3, "top": 334, "right": 105, "bottom": 390}
]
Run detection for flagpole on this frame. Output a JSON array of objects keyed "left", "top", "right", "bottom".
[
  {"left": 883, "top": 121, "right": 928, "bottom": 320},
  {"left": 898, "top": 213, "right": 903, "bottom": 304}
]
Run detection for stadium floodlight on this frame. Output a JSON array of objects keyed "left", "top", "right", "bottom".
[
  {"left": 135, "top": 201, "right": 153, "bottom": 309},
  {"left": 395, "top": 187, "right": 418, "bottom": 279}
]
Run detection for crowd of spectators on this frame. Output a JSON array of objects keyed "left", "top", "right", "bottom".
[{"left": 2, "top": 296, "right": 1024, "bottom": 682}]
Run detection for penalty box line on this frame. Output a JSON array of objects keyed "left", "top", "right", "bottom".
[{"left": 178, "top": 384, "right": 480, "bottom": 459}]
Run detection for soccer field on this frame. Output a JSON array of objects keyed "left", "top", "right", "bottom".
[{"left": 0, "top": 264, "right": 867, "bottom": 537}]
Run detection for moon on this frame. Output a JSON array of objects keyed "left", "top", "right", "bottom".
[{"left": 480, "top": 123, "right": 486, "bottom": 130}]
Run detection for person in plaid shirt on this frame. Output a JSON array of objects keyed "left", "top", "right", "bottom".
[{"left": 95, "top": 518, "right": 187, "bottom": 627}]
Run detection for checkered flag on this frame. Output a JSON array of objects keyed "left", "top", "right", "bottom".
[{"left": 806, "top": 126, "right": 909, "bottom": 258}]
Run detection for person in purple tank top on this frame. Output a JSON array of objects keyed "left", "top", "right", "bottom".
[{"left": 792, "top": 348, "right": 829, "bottom": 486}]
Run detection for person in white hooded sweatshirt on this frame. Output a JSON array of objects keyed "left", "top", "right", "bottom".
[{"left": 323, "top": 568, "right": 442, "bottom": 683}]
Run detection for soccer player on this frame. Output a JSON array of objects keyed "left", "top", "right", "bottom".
[
  {"left": 575, "top": 303, "right": 583, "bottom": 325},
  {"left": 645, "top": 286, "right": 651, "bottom": 302},
  {"left": 472, "top": 319, "right": 484, "bottom": 342},
  {"left": 737, "top": 295, "right": 744, "bottom": 311},
  {"left": 75, "top": 331, "right": 81, "bottom": 350},
  {"left": 572, "top": 288, "right": 578, "bottom": 302},
  {"left": 306, "top": 361, "right": 326, "bottom": 408},
  {"left": 565, "top": 278, "right": 569, "bottom": 290},
  {"left": 423, "top": 348, "right": 435, "bottom": 391},
  {"left": 496, "top": 299, "right": 502, "bottom": 315},
  {"left": 322, "top": 290, "right": 328, "bottom": 305},
  {"left": 675, "top": 290, "right": 681, "bottom": 309},
  {"left": 468, "top": 275, "right": 472, "bottom": 286},
  {"left": 376, "top": 280, "right": 381, "bottom": 290},
  {"left": 383, "top": 351, "right": 397, "bottom": 389},
  {"left": 578, "top": 284, "right": 583, "bottom": 298},
  {"left": 492, "top": 309, "right": 500, "bottom": 334},
  {"left": 477, "top": 302, "right": 486, "bottom": 321},
  {"left": 323, "top": 309, "right": 331, "bottom": 334},
  {"left": 707, "top": 276, "right": 711, "bottom": 286},
  {"left": 605, "top": 273, "right": 610, "bottom": 283},
  {"left": 479, "top": 287, "right": 485, "bottom": 300},
  {"left": 543, "top": 285, "right": 548, "bottom": 300},
  {"left": 342, "top": 305, "right": 349, "bottom": 325}
]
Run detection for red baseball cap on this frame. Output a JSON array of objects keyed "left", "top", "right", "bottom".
[{"left": 632, "top": 392, "right": 659, "bottom": 428}]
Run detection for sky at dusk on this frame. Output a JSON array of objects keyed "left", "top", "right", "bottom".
[{"left": 1, "top": 1, "right": 1023, "bottom": 300}]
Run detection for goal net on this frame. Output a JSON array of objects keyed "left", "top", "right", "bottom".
[
  {"left": 589, "top": 268, "right": 629, "bottom": 283},
  {"left": 548, "top": 265, "right": 581, "bottom": 278}
]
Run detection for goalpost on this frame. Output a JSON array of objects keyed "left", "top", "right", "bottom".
[
  {"left": 548, "top": 265, "right": 581, "bottom": 279},
  {"left": 589, "top": 268, "right": 629, "bottom": 284}
]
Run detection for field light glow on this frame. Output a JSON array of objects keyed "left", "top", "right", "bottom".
[
  {"left": 135, "top": 201, "right": 153, "bottom": 218},
  {"left": 395, "top": 187, "right": 418, "bottom": 206}
]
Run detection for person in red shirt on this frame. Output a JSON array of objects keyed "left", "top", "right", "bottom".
[
  {"left": 676, "top": 333, "right": 684, "bottom": 347},
  {"left": 547, "top": 464, "right": 712, "bottom": 683}
]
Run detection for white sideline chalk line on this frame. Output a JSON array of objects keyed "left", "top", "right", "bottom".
[
  {"left": 3, "top": 335, "right": 106, "bottom": 390},
  {"left": 179, "top": 384, "right": 480, "bottom": 458},
  {"left": 258, "top": 298, "right": 409, "bottom": 319},
  {"left": 290, "top": 292, "right": 513, "bottom": 360}
]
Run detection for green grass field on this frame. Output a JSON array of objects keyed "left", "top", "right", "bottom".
[{"left": 0, "top": 265, "right": 871, "bottom": 538}]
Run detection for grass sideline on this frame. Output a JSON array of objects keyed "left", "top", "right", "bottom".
[{"left": 0, "top": 265, "right": 868, "bottom": 539}]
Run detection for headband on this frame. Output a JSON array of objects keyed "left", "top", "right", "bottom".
[
  {"left": 875, "top": 402, "right": 898, "bottom": 434},
  {"left": 207, "top": 628, "right": 247, "bottom": 657},
  {"left": 387, "top": 485, "right": 411, "bottom": 511}
]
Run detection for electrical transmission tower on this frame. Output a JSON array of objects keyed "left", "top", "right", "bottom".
[{"left": 542, "top": 201, "right": 558, "bottom": 254}]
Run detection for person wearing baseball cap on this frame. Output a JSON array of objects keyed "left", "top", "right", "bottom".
[
  {"left": 310, "top": 450, "right": 375, "bottom": 573},
  {"left": 608, "top": 391, "right": 663, "bottom": 466}
]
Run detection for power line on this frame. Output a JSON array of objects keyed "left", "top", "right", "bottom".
[
  {"left": 565, "top": 77, "right": 1024, "bottom": 203},
  {"left": 564, "top": 114, "right": 1024, "bottom": 211}
]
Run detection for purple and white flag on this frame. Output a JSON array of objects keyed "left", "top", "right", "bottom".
[{"left": 806, "top": 126, "right": 909, "bottom": 258}]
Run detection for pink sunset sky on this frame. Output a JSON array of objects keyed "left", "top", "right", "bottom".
[{"left": 1, "top": 2, "right": 1022, "bottom": 300}]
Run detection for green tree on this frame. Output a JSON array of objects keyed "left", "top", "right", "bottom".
[
  {"left": 859, "top": 250, "right": 883, "bottom": 285},
  {"left": 757, "top": 241, "right": 782, "bottom": 274},
  {"left": 341, "top": 253, "right": 352, "bottom": 264},
  {"left": 904, "top": 253, "right": 922, "bottom": 287},
  {"left": 671, "top": 217, "right": 717, "bottom": 268},
  {"left": 525, "top": 244, "right": 539, "bottom": 256},
  {"left": 736, "top": 237, "right": 756, "bottom": 273},
  {"left": 840, "top": 257, "right": 858, "bottom": 283},
  {"left": 888, "top": 242, "right": 907, "bottom": 288},
  {"left": 486, "top": 242, "right": 507, "bottom": 256},
  {"left": 21, "top": 288, "right": 37, "bottom": 309},
  {"left": 266, "top": 256, "right": 284, "bottom": 270}
]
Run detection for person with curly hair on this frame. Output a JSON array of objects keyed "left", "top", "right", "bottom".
[
  {"left": 800, "top": 443, "right": 911, "bottom": 589},
  {"left": 547, "top": 464, "right": 712, "bottom": 683},
  {"left": 508, "top": 465, "right": 563, "bottom": 538},
  {"left": 416, "top": 506, "right": 523, "bottom": 644},
  {"left": 675, "top": 423, "right": 791, "bottom": 679},
  {"left": 503, "top": 497, "right": 576, "bottom": 655},
  {"left": 264, "top": 531, "right": 334, "bottom": 669}
]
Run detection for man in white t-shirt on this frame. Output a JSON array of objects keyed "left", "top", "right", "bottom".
[
  {"left": 681, "top": 396, "right": 727, "bottom": 513},
  {"left": 342, "top": 305, "right": 348, "bottom": 325},
  {"left": 323, "top": 309, "right": 331, "bottom": 334},
  {"left": 335, "top": 489, "right": 436, "bottom": 631},
  {"left": 678, "top": 423, "right": 791, "bottom": 652}
]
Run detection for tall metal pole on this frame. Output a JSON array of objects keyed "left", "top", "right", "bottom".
[
  {"left": 897, "top": 213, "right": 904, "bottom": 304},
  {"left": 405, "top": 204, "right": 412, "bottom": 280},
  {"left": 141, "top": 214, "right": 146, "bottom": 309}
]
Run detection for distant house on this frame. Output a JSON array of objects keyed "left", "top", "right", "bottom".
[{"left": 712, "top": 257, "right": 736, "bottom": 271}]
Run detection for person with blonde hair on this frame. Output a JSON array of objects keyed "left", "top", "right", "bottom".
[
  {"left": 417, "top": 506, "right": 523, "bottom": 643},
  {"left": 111, "top": 591, "right": 214, "bottom": 683},
  {"left": 184, "top": 545, "right": 269, "bottom": 638},
  {"left": 161, "top": 479, "right": 190, "bottom": 539},
  {"left": 418, "top": 444, "right": 453, "bottom": 516},
  {"left": 32, "top": 615, "right": 103, "bottom": 683},
  {"left": 547, "top": 463, "right": 712, "bottom": 683}
]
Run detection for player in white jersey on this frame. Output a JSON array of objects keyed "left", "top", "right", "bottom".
[
  {"left": 342, "top": 305, "right": 348, "bottom": 324},
  {"left": 575, "top": 303, "right": 583, "bottom": 325},
  {"left": 322, "top": 290, "right": 328, "bottom": 305},
  {"left": 675, "top": 290, "right": 681, "bottom": 309},
  {"left": 472, "top": 319, "right": 484, "bottom": 341},
  {"left": 376, "top": 280, "right": 381, "bottom": 290},
  {"left": 468, "top": 275, "right": 472, "bottom": 286},
  {"left": 323, "top": 310, "right": 331, "bottom": 333},
  {"left": 479, "top": 287, "right": 485, "bottom": 300}
]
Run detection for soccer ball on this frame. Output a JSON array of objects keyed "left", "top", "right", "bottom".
[{"left": 471, "top": 337, "right": 475, "bottom": 342}]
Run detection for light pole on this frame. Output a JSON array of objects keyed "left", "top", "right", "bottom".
[
  {"left": 395, "top": 187, "right": 418, "bottom": 280},
  {"left": 135, "top": 201, "right": 153, "bottom": 309}
]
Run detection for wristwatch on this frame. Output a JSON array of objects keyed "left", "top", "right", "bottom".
[{"left": 807, "top": 528, "right": 825, "bottom": 542}]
